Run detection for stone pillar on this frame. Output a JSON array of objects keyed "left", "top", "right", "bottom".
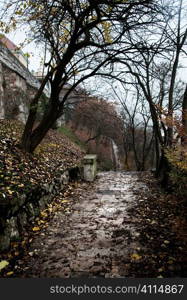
[{"left": 83, "top": 154, "right": 97, "bottom": 182}]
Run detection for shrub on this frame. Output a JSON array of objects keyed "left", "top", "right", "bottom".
[{"left": 165, "top": 146, "right": 187, "bottom": 198}]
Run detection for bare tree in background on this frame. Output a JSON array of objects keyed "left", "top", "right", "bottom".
[
  {"left": 112, "top": 84, "right": 154, "bottom": 171},
  {"left": 97, "top": 0, "right": 187, "bottom": 175}
]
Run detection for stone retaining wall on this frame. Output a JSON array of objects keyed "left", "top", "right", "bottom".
[
  {"left": 0, "top": 40, "right": 49, "bottom": 123},
  {"left": 0, "top": 167, "right": 79, "bottom": 252}
]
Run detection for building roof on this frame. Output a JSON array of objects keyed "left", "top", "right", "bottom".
[{"left": 0, "top": 35, "right": 18, "bottom": 51}]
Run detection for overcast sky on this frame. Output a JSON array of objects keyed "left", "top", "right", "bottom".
[
  {"left": 6, "top": 27, "right": 187, "bottom": 82},
  {"left": 7, "top": 28, "right": 45, "bottom": 73}
]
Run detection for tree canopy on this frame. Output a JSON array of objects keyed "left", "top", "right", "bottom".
[{"left": 1, "top": 0, "right": 155, "bottom": 152}]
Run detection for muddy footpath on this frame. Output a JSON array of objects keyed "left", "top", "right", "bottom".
[{"left": 1, "top": 171, "right": 186, "bottom": 278}]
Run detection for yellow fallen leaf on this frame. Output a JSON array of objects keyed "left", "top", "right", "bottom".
[
  {"left": 6, "top": 271, "right": 14, "bottom": 276},
  {"left": 0, "top": 260, "right": 9, "bottom": 271},
  {"left": 40, "top": 211, "right": 48, "bottom": 218},
  {"left": 12, "top": 242, "right": 18, "bottom": 248},
  {"left": 61, "top": 199, "right": 69, "bottom": 203},
  {"left": 32, "top": 226, "right": 40, "bottom": 232},
  {"left": 37, "top": 220, "right": 45, "bottom": 225},
  {"left": 7, "top": 189, "right": 13, "bottom": 195},
  {"left": 131, "top": 253, "right": 142, "bottom": 260},
  {"left": 18, "top": 184, "right": 24, "bottom": 188}
]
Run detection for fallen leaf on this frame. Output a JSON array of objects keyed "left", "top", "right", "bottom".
[
  {"left": 158, "top": 267, "right": 164, "bottom": 272},
  {"left": 18, "top": 184, "right": 24, "bottom": 188},
  {"left": 61, "top": 199, "right": 69, "bottom": 203},
  {"left": 7, "top": 189, "right": 13, "bottom": 195},
  {"left": 151, "top": 220, "right": 157, "bottom": 225},
  {"left": 0, "top": 260, "right": 9, "bottom": 271},
  {"left": 21, "top": 240, "right": 26, "bottom": 246},
  {"left": 168, "top": 260, "right": 174, "bottom": 265},
  {"left": 131, "top": 253, "right": 142, "bottom": 260},
  {"left": 40, "top": 211, "right": 48, "bottom": 218},
  {"left": 32, "top": 226, "right": 40, "bottom": 232},
  {"left": 6, "top": 271, "right": 14, "bottom": 276}
]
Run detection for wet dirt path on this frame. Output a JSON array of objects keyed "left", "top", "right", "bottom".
[
  {"left": 19, "top": 171, "right": 149, "bottom": 278},
  {"left": 14, "top": 171, "right": 186, "bottom": 278}
]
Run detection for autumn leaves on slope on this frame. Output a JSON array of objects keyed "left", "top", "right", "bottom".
[{"left": 0, "top": 119, "right": 85, "bottom": 207}]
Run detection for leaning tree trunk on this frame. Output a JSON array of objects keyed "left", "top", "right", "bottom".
[
  {"left": 20, "top": 105, "right": 60, "bottom": 153},
  {"left": 20, "top": 73, "right": 52, "bottom": 152},
  {"left": 29, "top": 108, "right": 60, "bottom": 153}
]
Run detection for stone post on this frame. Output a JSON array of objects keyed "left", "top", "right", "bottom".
[{"left": 82, "top": 155, "right": 97, "bottom": 182}]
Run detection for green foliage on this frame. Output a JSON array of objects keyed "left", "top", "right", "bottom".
[{"left": 58, "top": 126, "right": 86, "bottom": 150}]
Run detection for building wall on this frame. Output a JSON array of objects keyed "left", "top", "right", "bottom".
[
  {"left": 0, "top": 62, "right": 37, "bottom": 123},
  {"left": 0, "top": 39, "right": 84, "bottom": 127},
  {"left": 0, "top": 35, "right": 28, "bottom": 68},
  {"left": 0, "top": 40, "right": 46, "bottom": 124}
]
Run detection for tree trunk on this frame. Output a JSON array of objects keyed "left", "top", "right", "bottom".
[
  {"left": 156, "top": 149, "right": 170, "bottom": 187},
  {"left": 30, "top": 108, "right": 60, "bottom": 153},
  {"left": 154, "top": 135, "right": 161, "bottom": 176},
  {"left": 182, "top": 84, "right": 187, "bottom": 146},
  {"left": 20, "top": 73, "right": 52, "bottom": 152},
  {"left": 21, "top": 99, "right": 61, "bottom": 153}
]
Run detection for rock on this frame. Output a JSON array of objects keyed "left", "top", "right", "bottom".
[
  {"left": 38, "top": 199, "right": 46, "bottom": 210},
  {"left": 67, "top": 244, "right": 75, "bottom": 252},
  {"left": 59, "top": 267, "right": 71, "bottom": 277},
  {"left": 26, "top": 203, "right": 35, "bottom": 220},
  {"left": 70, "top": 259, "right": 94, "bottom": 271},
  {"left": 17, "top": 212, "right": 28, "bottom": 230},
  {"left": 0, "top": 233, "right": 10, "bottom": 252},
  {"left": 113, "top": 218, "right": 124, "bottom": 226},
  {"left": 89, "top": 265, "right": 104, "bottom": 274},
  {"left": 114, "top": 237, "right": 124, "bottom": 244}
]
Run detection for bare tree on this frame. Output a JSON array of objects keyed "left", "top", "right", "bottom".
[
  {"left": 1, "top": 0, "right": 155, "bottom": 153},
  {"left": 71, "top": 97, "right": 123, "bottom": 147},
  {"left": 112, "top": 84, "right": 154, "bottom": 170},
  {"left": 97, "top": 0, "right": 187, "bottom": 175}
]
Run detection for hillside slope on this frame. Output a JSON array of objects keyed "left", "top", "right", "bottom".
[{"left": 0, "top": 120, "right": 85, "bottom": 203}]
